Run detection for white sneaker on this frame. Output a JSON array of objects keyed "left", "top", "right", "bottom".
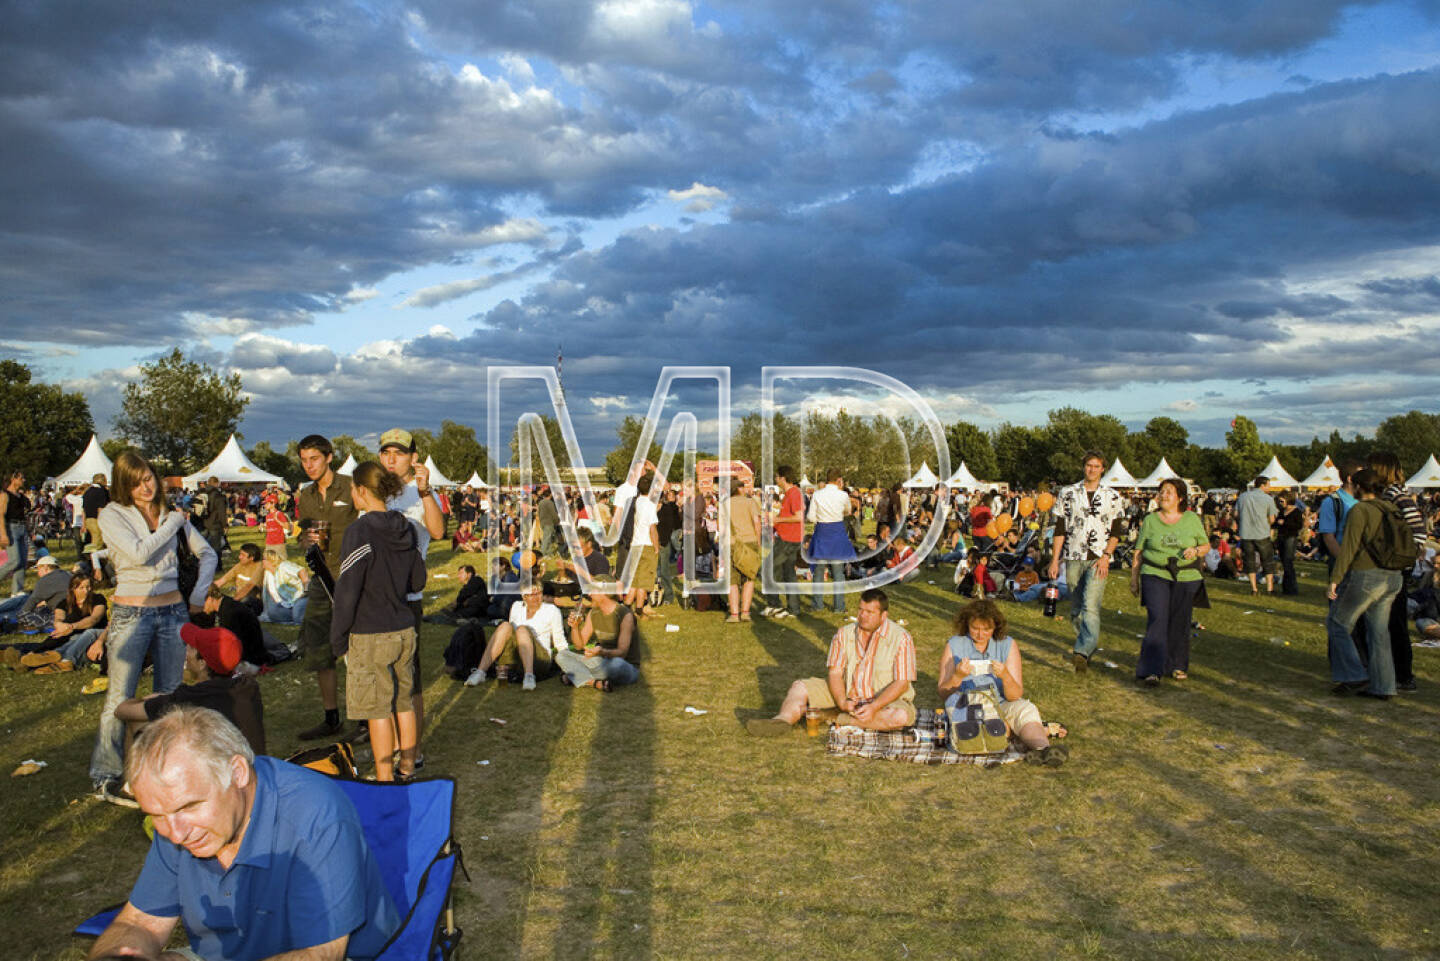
[
  {"left": 464, "top": 668, "right": 486, "bottom": 687},
  {"left": 522, "top": 673, "right": 536, "bottom": 691}
]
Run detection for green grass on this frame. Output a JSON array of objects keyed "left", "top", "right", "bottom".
[{"left": 4, "top": 528, "right": 1439, "bottom": 960}]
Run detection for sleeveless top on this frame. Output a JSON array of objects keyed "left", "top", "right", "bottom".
[
  {"left": 4, "top": 490, "right": 28, "bottom": 523},
  {"left": 590, "top": 602, "right": 643, "bottom": 666},
  {"left": 945, "top": 633, "right": 1015, "bottom": 703}
]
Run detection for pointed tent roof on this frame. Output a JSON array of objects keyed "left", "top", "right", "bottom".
[
  {"left": 1405, "top": 454, "right": 1440, "bottom": 488},
  {"left": 463, "top": 471, "right": 489, "bottom": 488},
  {"left": 422, "top": 455, "right": 456, "bottom": 488},
  {"left": 944, "top": 462, "right": 983, "bottom": 490},
  {"left": 336, "top": 454, "right": 357, "bottom": 476},
  {"left": 799, "top": 474, "right": 814, "bottom": 489},
  {"left": 54, "top": 435, "right": 114, "bottom": 487},
  {"left": 902, "top": 462, "right": 941, "bottom": 489},
  {"left": 182, "top": 435, "right": 283, "bottom": 486},
  {"left": 1100, "top": 458, "right": 1139, "bottom": 488},
  {"left": 1300, "top": 455, "right": 1342, "bottom": 489},
  {"left": 1258, "top": 454, "right": 1300, "bottom": 488},
  {"left": 1135, "top": 457, "right": 1181, "bottom": 488}
]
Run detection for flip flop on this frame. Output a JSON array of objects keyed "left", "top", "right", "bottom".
[
  {"left": 593, "top": 679, "right": 612, "bottom": 693},
  {"left": 1044, "top": 721, "right": 1068, "bottom": 739}
]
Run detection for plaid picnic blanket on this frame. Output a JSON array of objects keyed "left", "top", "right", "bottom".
[{"left": 825, "top": 709, "right": 1025, "bottom": 766}]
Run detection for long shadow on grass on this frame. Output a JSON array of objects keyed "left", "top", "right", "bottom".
[{"left": 551, "top": 678, "right": 655, "bottom": 961}]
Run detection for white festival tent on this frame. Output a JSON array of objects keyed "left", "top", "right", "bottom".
[
  {"left": 1406, "top": 454, "right": 1440, "bottom": 489},
  {"left": 422, "top": 455, "right": 456, "bottom": 488},
  {"left": 1134, "top": 457, "right": 1181, "bottom": 488},
  {"left": 182, "top": 435, "right": 283, "bottom": 486},
  {"left": 1299, "top": 456, "right": 1342, "bottom": 489},
  {"left": 902, "top": 462, "right": 941, "bottom": 489},
  {"left": 945, "top": 462, "right": 984, "bottom": 490},
  {"left": 54, "top": 435, "right": 114, "bottom": 487},
  {"left": 1257, "top": 455, "right": 1300, "bottom": 489},
  {"left": 799, "top": 474, "right": 814, "bottom": 489},
  {"left": 1099, "top": 458, "right": 1139, "bottom": 488},
  {"left": 463, "top": 471, "right": 489, "bottom": 488},
  {"left": 336, "top": 454, "right": 357, "bottom": 476}
]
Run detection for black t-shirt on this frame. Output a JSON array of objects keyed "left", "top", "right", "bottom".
[
  {"left": 144, "top": 675, "right": 265, "bottom": 755},
  {"left": 81, "top": 486, "right": 109, "bottom": 519},
  {"left": 58, "top": 595, "right": 108, "bottom": 630},
  {"left": 217, "top": 596, "right": 269, "bottom": 666},
  {"left": 656, "top": 500, "right": 682, "bottom": 545}
]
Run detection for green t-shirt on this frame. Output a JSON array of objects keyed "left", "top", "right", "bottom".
[
  {"left": 590, "top": 602, "right": 643, "bottom": 666},
  {"left": 1135, "top": 511, "right": 1208, "bottom": 582}
]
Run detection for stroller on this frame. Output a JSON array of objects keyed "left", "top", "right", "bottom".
[{"left": 960, "top": 529, "right": 1037, "bottom": 599}]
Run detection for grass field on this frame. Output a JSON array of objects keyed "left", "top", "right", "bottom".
[{"left": 3, "top": 526, "right": 1439, "bottom": 961}]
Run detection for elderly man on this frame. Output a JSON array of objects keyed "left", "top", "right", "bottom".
[
  {"left": 747, "top": 588, "right": 916, "bottom": 735},
  {"left": 87, "top": 706, "right": 397, "bottom": 961},
  {"left": 464, "top": 581, "right": 567, "bottom": 691}
]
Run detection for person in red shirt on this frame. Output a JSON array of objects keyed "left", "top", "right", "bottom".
[
  {"left": 969, "top": 494, "right": 993, "bottom": 554},
  {"left": 765, "top": 466, "right": 806, "bottom": 618},
  {"left": 263, "top": 507, "right": 291, "bottom": 546}
]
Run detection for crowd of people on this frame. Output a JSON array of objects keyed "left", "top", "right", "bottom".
[{"left": 2, "top": 439, "right": 1438, "bottom": 960}]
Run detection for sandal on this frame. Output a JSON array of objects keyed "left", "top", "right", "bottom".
[
  {"left": 593, "top": 679, "right": 612, "bottom": 693},
  {"left": 725, "top": 615, "right": 740, "bottom": 623},
  {"left": 1171, "top": 670, "right": 1188, "bottom": 681},
  {"left": 1044, "top": 721, "right": 1068, "bottom": 739},
  {"left": 740, "top": 612, "right": 752, "bottom": 622}
]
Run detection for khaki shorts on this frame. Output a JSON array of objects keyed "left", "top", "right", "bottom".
[
  {"left": 998, "top": 697, "right": 1043, "bottom": 732},
  {"left": 84, "top": 518, "right": 104, "bottom": 551},
  {"left": 346, "top": 628, "right": 417, "bottom": 721},
  {"left": 299, "top": 585, "right": 336, "bottom": 671},
  {"left": 627, "top": 545, "right": 657, "bottom": 592},
  {"left": 494, "top": 625, "right": 556, "bottom": 676},
  {"left": 801, "top": 677, "right": 917, "bottom": 726}
]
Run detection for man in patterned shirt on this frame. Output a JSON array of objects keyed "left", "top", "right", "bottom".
[
  {"left": 1047, "top": 451, "right": 1128, "bottom": 672},
  {"left": 746, "top": 588, "right": 916, "bottom": 734}
]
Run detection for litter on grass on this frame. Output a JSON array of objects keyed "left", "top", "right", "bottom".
[
  {"left": 1103, "top": 661, "right": 1119, "bottom": 669},
  {"left": 476, "top": 760, "right": 491, "bottom": 766},
  {"left": 665, "top": 623, "right": 680, "bottom": 633},
  {"left": 11, "top": 759, "right": 46, "bottom": 777},
  {"left": 683, "top": 706, "right": 708, "bottom": 715},
  {"left": 489, "top": 717, "right": 507, "bottom": 726}
]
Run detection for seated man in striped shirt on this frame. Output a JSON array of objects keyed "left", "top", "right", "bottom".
[{"left": 747, "top": 587, "right": 916, "bottom": 735}]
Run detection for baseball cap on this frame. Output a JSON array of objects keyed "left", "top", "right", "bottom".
[
  {"left": 379, "top": 428, "right": 415, "bottom": 452},
  {"left": 179, "top": 623, "right": 242, "bottom": 674}
]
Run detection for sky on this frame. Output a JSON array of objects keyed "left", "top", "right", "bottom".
[{"left": 4, "top": 0, "right": 1440, "bottom": 470}]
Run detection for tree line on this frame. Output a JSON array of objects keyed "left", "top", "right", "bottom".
[{"left": 4, "top": 353, "right": 1438, "bottom": 491}]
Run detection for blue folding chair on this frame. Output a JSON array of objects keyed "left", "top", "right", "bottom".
[{"left": 76, "top": 775, "right": 464, "bottom": 961}]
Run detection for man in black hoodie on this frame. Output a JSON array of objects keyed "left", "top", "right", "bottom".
[{"left": 330, "top": 463, "right": 426, "bottom": 781}]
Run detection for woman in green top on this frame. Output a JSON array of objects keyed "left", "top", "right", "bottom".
[{"left": 1129, "top": 477, "right": 1208, "bottom": 686}]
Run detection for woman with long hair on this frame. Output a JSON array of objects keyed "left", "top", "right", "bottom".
[
  {"left": 329, "top": 462, "right": 426, "bottom": 781},
  {"left": 1366, "top": 451, "right": 1427, "bottom": 693},
  {"left": 90, "top": 450, "right": 217, "bottom": 803}
]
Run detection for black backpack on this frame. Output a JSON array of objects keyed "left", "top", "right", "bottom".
[
  {"left": 443, "top": 622, "right": 488, "bottom": 679},
  {"left": 1365, "top": 500, "right": 1420, "bottom": 571}
]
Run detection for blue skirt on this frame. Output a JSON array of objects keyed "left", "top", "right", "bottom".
[{"left": 808, "top": 521, "right": 857, "bottom": 561}]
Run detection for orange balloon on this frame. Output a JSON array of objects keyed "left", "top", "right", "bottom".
[
  {"left": 985, "top": 520, "right": 999, "bottom": 539},
  {"left": 994, "top": 513, "right": 1013, "bottom": 535},
  {"left": 1018, "top": 496, "right": 1035, "bottom": 517},
  {"left": 1037, "top": 492, "right": 1055, "bottom": 513},
  {"left": 519, "top": 550, "right": 537, "bottom": 569}
]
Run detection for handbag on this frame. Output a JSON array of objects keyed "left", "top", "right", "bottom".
[
  {"left": 731, "top": 540, "right": 761, "bottom": 580},
  {"left": 945, "top": 688, "right": 1011, "bottom": 756},
  {"left": 175, "top": 523, "right": 200, "bottom": 603}
]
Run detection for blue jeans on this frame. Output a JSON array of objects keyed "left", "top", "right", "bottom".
[
  {"left": 810, "top": 561, "right": 848, "bottom": 613},
  {"left": 1065, "top": 559, "right": 1108, "bottom": 658},
  {"left": 89, "top": 602, "right": 189, "bottom": 783},
  {"left": 1326, "top": 568, "right": 1400, "bottom": 695},
  {"left": 0, "top": 592, "right": 29, "bottom": 618},
  {"left": 0, "top": 522, "right": 29, "bottom": 595},
  {"left": 553, "top": 648, "right": 640, "bottom": 688},
  {"left": 262, "top": 592, "right": 308, "bottom": 625},
  {"left": 56, "top": 628, "right": 103, "bottom": 665}
]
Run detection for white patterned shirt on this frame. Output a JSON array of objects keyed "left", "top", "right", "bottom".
[{"left": 1052, "top": 483, "right": 1127, "bottom": 562}]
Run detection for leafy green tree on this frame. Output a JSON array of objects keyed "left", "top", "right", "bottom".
[
  {"left": 992, "top": 423, "right": 1047, "bottom": 488},
  {"left": 430, "top": 420, "right": 490, "bottom": 482},
  {"left": 945, "top": 420, "right": 998, "bottom": 482},
  {"left": 114, "top": 348, "right": 247, "bottom": 474},
  {"left": 603, "top": 416, "right": 664, "bottom": 485},
  {"left": 0, "top": 360, "right": 95, "bottom": 481},
  {"left": 1224, "top": 415, "right": 1270, "bottom": 485},
  {"left": 101, "top": 438, "right": 130, "bottom": 462},
  {"left": 508, "top": 414, "right": 572, "bottom": 474},
  {"left": 1042, "top": 407, "right": 1127, "bottom": 480},
  {"left": 1375, "top": 410, "right": 1440, "bottom": 474},
  {"left": 246, "top": 441, "right": 305, "bottom": 487},
  {"left": 330, "top": 435, "right": 376, "bottom": 468}
]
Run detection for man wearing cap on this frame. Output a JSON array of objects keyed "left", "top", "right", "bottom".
[
  {"left": 114, "top": 624, "right": 266, "bottom": 755},
  {"left": 0, "top": 553, "right": 70, "bottom": 621},
  {"left": 295, "top": 434, "right": 360, "bottom": 741},
  {"left": 378, "top": 428, "right": 445, "bottom": 760}
]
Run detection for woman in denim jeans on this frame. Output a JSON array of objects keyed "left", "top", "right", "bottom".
[
  {"left": 0, "top": 470, "right": 30, "bottom": 596},
  {"left": 90, "top": 451, "right": 217, "bottom": 803},
  {"left": 1326, "top": 469, "right": 1403, "bottom": 699}
]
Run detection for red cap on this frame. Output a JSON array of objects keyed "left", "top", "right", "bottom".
[{"left": 180, "top": 623, "right": 242, "bottom": 674}]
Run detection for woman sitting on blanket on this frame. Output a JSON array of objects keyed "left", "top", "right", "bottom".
[{"left": 938, "top": 599, "right": 1066, "bottom": 764}]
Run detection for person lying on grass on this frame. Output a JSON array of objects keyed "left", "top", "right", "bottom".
[
  {"left": 747, "top": 587, "right": 915, "bottom": 736},
  {"left": 939, "top": 599, "right": 1066, "bottom": 765}
]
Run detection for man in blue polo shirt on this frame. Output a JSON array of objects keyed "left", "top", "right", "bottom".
[{"left": 87, "top": 706, "right": 398, "bottom": 961}]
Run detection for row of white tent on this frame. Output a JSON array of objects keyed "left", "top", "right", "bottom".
[
  {"left": 903, "top": 453, "right": 1440, "bottom": 491},
  {"left": 52, "top": 435, "right": 1440, "bottom": 493}
]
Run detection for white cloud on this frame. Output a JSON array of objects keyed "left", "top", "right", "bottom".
[
  {"left": 343, "top": 286, "right": 380, "bottom": 304},
  {"left": 667, "top": 181, "right": 728, "bottom": 212},
  {"left": 498, "top": 53, "right": 535, "bottom": 86},
  {"left": 398, "top": 276, "right": 500, "bottom": 309},
  {"left": 1165, "top": 399, "right": 1199, "bottom": 412},
  {"left": 230, "top": 334, "right": 337, "bottom": 376}
]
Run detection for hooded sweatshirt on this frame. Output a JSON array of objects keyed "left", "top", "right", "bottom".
[{"left": 329, "top": 510, "right": 426, "bottom": 657}]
